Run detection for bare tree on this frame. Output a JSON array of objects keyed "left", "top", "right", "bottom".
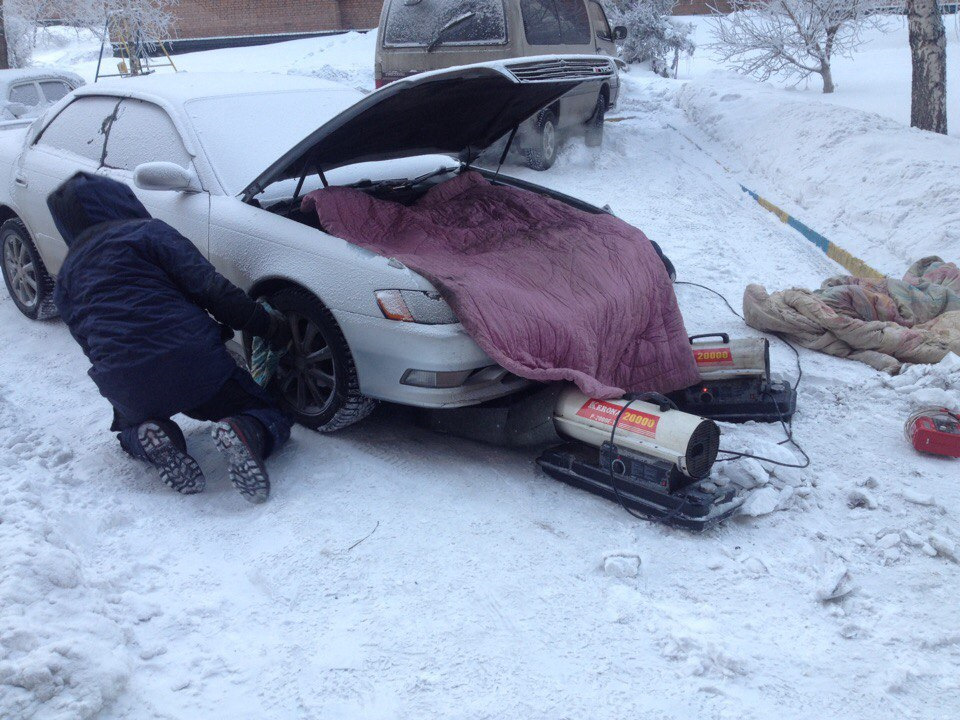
[
  {"left": 710, "top": 0, "right": 876, "bottom": 93},
  {"left": 906, "top": 0, "right": 947, "bottom": 133}
]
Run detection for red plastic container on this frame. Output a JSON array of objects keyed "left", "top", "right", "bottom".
[{"left": 906, "top": 408, "right": 960, "bottom": 458}]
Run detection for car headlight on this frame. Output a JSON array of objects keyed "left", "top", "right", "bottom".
[{"left": 375, "top": 289, "right": 458, "bottom": 324}]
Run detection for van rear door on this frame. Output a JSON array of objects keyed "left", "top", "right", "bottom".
[{"left": 376, "top": 0, "right": 512, "bottom": 87}]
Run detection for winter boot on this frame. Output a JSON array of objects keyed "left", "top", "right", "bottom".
[
  {"left": 212, "top": 416, "right": 270, "bottom": 503},
  {"left": 134, "top": 421, "right": 206, "bottom": 494}
]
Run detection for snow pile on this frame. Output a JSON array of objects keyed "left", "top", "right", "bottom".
[
  {"left": 31, "top": 30, "right": 378, "bottom": 93},
  {"left": 676, "top": 73, "right": 960, "bottom": 274},
  {"left": 0, "top": 390, "right": 131, "bottom": 720},
  {"left": 884, "top": 352, "right": 960, "bottom": 409},
  {"left": 703, "top": 437, "right": 810, "bottom": 519}
]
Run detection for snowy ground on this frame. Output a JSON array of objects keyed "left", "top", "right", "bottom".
[{"left": 4, "top": 21, "right": 960, "bottom": 720}]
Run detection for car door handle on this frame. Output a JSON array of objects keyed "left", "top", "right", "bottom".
[{"left": 14, "top": 175, "right": 28, "bottom": 188}]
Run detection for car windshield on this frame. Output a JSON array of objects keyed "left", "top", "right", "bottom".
[
  {"left": 184, "top": 89, "right": 359, "bottom": 196},
  {"left": 384, "top": 0, "right": 507, "bottom": 47}
]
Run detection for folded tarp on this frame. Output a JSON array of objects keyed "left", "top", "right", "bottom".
[
  {"left": 302, "top": 171, "right": 698, "bottom": 398},
  {"left": 743, "top": 257, "right": 960, "bottom": 373}
]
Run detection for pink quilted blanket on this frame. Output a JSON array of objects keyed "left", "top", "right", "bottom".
[{"left": 302, "top": 171, "right": 698, "bottom": 398}]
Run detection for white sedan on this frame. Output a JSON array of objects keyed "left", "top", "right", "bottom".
[{"left": 0, "top": 59, "right": 616, "bottom": 430}]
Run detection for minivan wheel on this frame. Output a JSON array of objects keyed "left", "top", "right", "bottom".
[
  {"left": 1, "top": 218, "right": 58, "bottom": 320},
  {"left": 523, "top": 110, "right": 559, "bottom": 171},
  {"left": 264, "top": 287, "right": 376, "bottom": 432},
  {"left": 585, "top": 93, "right": 606, "bottom": 148}
]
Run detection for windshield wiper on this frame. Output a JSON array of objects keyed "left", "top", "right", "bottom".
[{"left": 426, "top": 12, "right": 475, "bottom": 53}]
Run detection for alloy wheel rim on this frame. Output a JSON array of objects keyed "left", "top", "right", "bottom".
[
  {"left": 2, "top": 232, "right": 38, "bottom": 309},
  {"left": 542, "top": 121, "right": 556, "bottom": 160},
  {"left": 276, "top": 311, "right": 336, "bottom": 416}
]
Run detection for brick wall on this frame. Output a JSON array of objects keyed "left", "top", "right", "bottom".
[
  {"left": 173, "top": 0, "right": 385, "bottom": 40},
  {"left": 673, "top": 0, "right": 731, "bottom": 15},
  {"left": 339, "top": 0, "right": 385, "bottom": 29}
]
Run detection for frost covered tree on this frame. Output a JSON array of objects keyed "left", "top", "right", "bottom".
[
  {"left": 101, "top": 0, "right": 178, "bottom": 74},
  {"left": 2, "top": 0, "right": 176, "bottom": 69},
  {"left": 709, "top": 0, "right": 877, "bottom": 93},
  {"left": 906, "top": 0, "right": 947, "bottom": 134},
  {"left": 605, "top": 0, "right": 695, "bottom": 78},
  {"left": 0, "top": 1, "right": 8, "bottom": 69}
]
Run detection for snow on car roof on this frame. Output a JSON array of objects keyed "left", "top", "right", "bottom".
[
  {"left": 73, "top": 72, "right": 351, "bottom": 106},
  {"left": 0, "top": 67, "right": 84, "bottom": 89}
]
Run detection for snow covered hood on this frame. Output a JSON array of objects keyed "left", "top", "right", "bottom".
[{"left": 241, "top": 55, "right": 616, "bottom": 200}]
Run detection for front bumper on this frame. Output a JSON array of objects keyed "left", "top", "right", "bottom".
[{"left": 333, "top": 309, "right": 529, "bottom": 408}]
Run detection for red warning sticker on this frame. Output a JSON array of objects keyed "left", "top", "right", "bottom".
[
  {"left": 693, "top": 347, "right": 734, "bottom": 366},
  {"left": 576, "top": 399, "right": 659, "bottom": 438}
]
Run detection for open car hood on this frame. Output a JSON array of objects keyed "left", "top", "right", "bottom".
[{"left": 241, "top": 56, "right": 616, "bottom": 201}]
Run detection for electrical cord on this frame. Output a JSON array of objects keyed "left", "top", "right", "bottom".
[
  {"left": 674, "top": 280, "right": 810, "bottom": 470},
  {"left": 607, "top": 394, "right": 691, "bottom": 524},
  {"left": 607, "top": 399, "right": 651, "bottom": 521}
]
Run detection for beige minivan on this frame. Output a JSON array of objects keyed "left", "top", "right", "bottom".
[{"left": 375, "top": 0, "right": 625, "bottom": 170}]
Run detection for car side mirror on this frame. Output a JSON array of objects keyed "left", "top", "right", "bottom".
[
  {"left": 133, "top": 161, "right": 202, "bottom": 193},
  {"left": 5, "top": 102, "right": 29, "bottom": 118},
  {"left": 613, "top": 26, "right": 628, "bottom": 41}
]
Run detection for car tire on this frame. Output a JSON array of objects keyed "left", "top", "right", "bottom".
[
  {"left": 523, "top": 109, "right": 559, "bottom": 171},
  {"left": 264, "top": 286, "right": 376, "bottom": 432},
  {"left": 585, "top": 93, "right": 606, "bottom": 148},
  {"left": 1, "top": 218, "right": 58, "bottom": 321}
]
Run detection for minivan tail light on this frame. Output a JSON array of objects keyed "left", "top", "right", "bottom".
[{"left": 376, "top": 73, "right": 410, "bottom": 89}]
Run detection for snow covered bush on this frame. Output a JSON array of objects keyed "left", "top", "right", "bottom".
[
  {"left": 605, "top": 0, "right": 695, "bottom": 77},
  {"left": 709, "top": 0, "right": 878, "bottom": 93}
]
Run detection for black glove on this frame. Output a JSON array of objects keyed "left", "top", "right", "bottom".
[{"left": 264, "top": 310, "right": 292, "bottom": 352}]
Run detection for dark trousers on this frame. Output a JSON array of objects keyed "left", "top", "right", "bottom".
[{"left": 113, "top": 367, "right": 292, "bottom": 460}]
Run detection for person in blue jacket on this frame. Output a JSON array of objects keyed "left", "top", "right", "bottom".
[{"left": 48, "top": 172, "right": 293, "bottom": 503}]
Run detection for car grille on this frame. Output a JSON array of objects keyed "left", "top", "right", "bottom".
[{"left": 505, "top": 57, "right": 615, "bottom": 83}]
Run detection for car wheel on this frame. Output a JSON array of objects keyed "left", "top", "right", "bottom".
[
  {"left": 585, "top": 93, "right": 606, "bottom": 148},
  {"left": 265, "top": 287, "right": 376, "bottom": 432},
  {"left": 523, "top": 109, "right": 559, "bottom": 171},
  {"left": 1, "top": 218, "right": 58, "bottom": 320}
]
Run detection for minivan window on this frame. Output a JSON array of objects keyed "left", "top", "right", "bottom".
[
  {"left": 520, "top": 0, "right": 561, "bottom": 45},
  {"left": 521, "top": 0, "right": 591, "bottom": 46},
  {"left": 556, "top": 0, "right": 590, "bottom": 44},
  {"left": 588, "top": 1, "right": 612, "bottom": 40},
  {"left": 384, "top": 0, "right": 508, "bottom": 47}
]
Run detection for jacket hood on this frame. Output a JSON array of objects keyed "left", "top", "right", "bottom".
[
  {"left": 47, "top": 172, "right": 151, "bottom": 247},
  {"left": 241, "top": 56, "right": 616, "bottom": 201}
]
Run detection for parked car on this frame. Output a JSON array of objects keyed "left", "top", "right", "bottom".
[
  {"left": 375, "top": 0, "right": 626, "bottom": 170},
  {"left": 0, "top": 61, "right": 618, "bottom": 432},
  {"left": 0, "top": 68, "right": 84, "bottom": 121}
]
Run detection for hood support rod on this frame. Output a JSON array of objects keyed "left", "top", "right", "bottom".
[{"left": 493, "top": 124, "right": 519, "bottom": 183}]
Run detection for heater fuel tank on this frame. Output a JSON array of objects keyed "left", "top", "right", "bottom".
[{"left": 553, "top": 388, "right": 720, "bottom": 479}]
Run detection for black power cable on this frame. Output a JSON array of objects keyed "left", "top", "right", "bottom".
[{"left": 607, "top": 393, "right": 691, "bottom": 525}]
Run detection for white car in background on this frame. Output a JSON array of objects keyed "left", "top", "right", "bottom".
[
  {"left": 0, "top": 68, "right": 84, "bottom": 121},
  {"left": 0, "top": 62, "right": 615, "bottom": 431}
]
